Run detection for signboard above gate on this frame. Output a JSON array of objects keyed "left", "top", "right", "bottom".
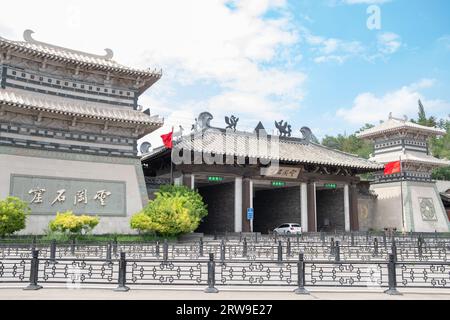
[{"left": 260, "top": 166, "right": 301, "bottom": 179}]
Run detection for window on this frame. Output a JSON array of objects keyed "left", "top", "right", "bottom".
[
  {"left": 30, "top": 75, "right": 35, "bottom": 80},
  {"left": 96, "top": 87, "right": 100, "bottom": 91},
  {"left": 12, "top": 71, "right": 16, "bottom": 75},
  {"left": 39, "top": 77, "right": 43, "bottom": 81},
  {"left": 126, "top": 92, "right": 130, "bottom": 96},
  {"left": 48, "top": 79, "right": 52, "bottom": 83},
  {"left": 112, "top": 90, "right": 115, "bottom": 94},
  {"left": 72, "top": 83, "right": 77, "bottom": 88},
  {"left": 89, "top": 86, "right": 92, "bottom": 90},
  {"left": 65, "top": 82, "right": 69, "bottom": 86},
  {"left": 21, "top": 73, "right": 26, "bottom": 77},
  {"left": 104, "top": 88, "right": 108, "bottom": 93},
  {"left": 56, "top": 80, "right": 60, "bottom": 85},
  {"left": 81, "top": 85, "right": 85, "bottom": 89}
]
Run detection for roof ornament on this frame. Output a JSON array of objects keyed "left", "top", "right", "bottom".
[
  {"left": 274, "top": 120, "right": 292, "bottom": 137},
  {"left": 140, "top": 142, "right": 152, "bottom": 154},
  {"left": 225, "top": 115, "right": 239, "bottom": 131},
  {"left": 254, "top": 121, "right": 267, "bottom": 137},
  {"left": 22, "top": 29, "right": 114, "bottom": 60},
  {"left": 299, "top": 127, "right": 313, "bottom": 143},
  {"left": 191, "top": 112, "right": 213, "bottom": 132}
]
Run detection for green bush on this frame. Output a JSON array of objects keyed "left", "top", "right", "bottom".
[
  {"left": 130, "top": 185, "right": 208, "bottom": 236},
  {"left": 0, "top": 196, "right": 30, "bottom": 237},
  {"left": 49, "top": 211, "right": 99, "bottom": 235}
]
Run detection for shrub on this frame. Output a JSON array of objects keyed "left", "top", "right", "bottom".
[
  {"left": 130, "top": 185, "right": 208, "bottom": 236},
  {"left": 49, "top": 211, "right": 99, "bottom": 235},
  {"left": 0, "top": 196, "right": 30, "bottom": 237}
]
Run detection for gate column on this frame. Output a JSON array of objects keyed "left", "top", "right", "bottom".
[
  {"left": 349, "top": 183, "right": 359, "bottom": 231},
  {"left": 241, "top": 178, "right": 252, "bottom": 232},
  {"left": 234, "top": 177, "right": 243, "bottom": 232},
  {"left": 307, "top": 181, "right": 317, "bottom": 232},
  {"left": 300, "top": 182, "right": 308, "bottom": 232}
]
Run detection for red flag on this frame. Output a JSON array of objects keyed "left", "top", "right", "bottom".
[
  {"left": 160, "top": 129, "right": 173, "bottom": 149},
  {"left": 384, "top": 161, "right": 401, "bottom": 175}
]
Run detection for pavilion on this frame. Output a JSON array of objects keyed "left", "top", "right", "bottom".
[
  {"left": 357, "top": 113, "right": 450, "bottom": 232},
  {"left": 142, "top": 112, "right": 383, "bottom": 234},
  {"left": 0, "top": 30, "right": 163, "bottom": 234}
]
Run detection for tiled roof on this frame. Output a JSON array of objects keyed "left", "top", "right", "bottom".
[
  {"left": 0, "top": 88, "right": 163, "bottom": 127},
  {"left": 370, "top": 150, "right": 450, "bottom": 168},
  {"left": 143, "top": 129, "right": 384, "bottom": 171},
  {"left": 0, "top": 31, "right": 161, "bottom": 80},
  {"left": 357, "top": 118, "right": 446, "bottom": 139}
]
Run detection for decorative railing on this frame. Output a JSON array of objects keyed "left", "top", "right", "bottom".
[{"left": 1, "top": 249, "right": 449, "bottom": 294}]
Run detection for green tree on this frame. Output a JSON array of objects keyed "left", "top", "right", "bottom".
[
  {"left": 0, "top": 196, "right": 30, "bottom": 237},
  {"left": 321, "top": 130, "right": 374, "bottom": 159},
  {"left": 411, "top": 100, "right": 438, "bottom": 127},
  {"left": 432, "top": 166, "right": 450, "bottom": 181},
  {"left": 130, "top": 185, "right": 208, "bottom": 236},
  {"left": 410, "top": 101, "right": 450, "bottom": 180}
]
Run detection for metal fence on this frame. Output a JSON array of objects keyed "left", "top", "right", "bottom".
[
  {"left": 1, "top": 249, "right": 449, "bottom": 294},
  {"left": 2, "top": 237, "right": 449, "bottom": 263}
]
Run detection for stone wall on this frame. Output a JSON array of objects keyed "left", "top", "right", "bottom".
[
  {"left": 316, "top": 189, "right": 345, "bottom": 232},
  {"left": 196, "top": 182, "right": 235, "bottom": 233},
  {"left": 253, "top": 187, "right": 301, "bottom": 233},
  {"left": 0, "top": 146, "right": 148, "bottom": 235}
]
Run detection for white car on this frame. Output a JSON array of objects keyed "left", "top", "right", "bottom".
[{"left": 273, "top": 223, "right": 302, "bottom": 235}]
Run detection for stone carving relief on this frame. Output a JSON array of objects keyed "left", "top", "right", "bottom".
[
  {"left": 5, "top": 112, "right": 35, "bottom": 125},
  {"left": 419, "top": 197, "right": 437, "bottom": 221}
]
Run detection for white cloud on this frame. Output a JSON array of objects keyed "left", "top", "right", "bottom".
[
  {"left": 300, "top": 27, "right": 365, "bottom": 64},
  {"left": 337, "top": 79, "right": 450, "bottom": 125},
  {"left": 437, "top": 35, "right": 450, "bottom": 51},
  {"left": 377, "top": 32, "right": 402, "bottom": 54},
  {"left": 341, "top": 0, "right": 391, "bottom": 4},
  {"left": 300, "top": 26, "right": 401, "bottom": 64},
  {"left": 0, "top": 0, "right": 307, "bottom": 147}
]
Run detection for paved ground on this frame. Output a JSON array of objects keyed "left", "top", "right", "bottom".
[{"left": 1, "top": 286, "right": 450, "bottom": 300}]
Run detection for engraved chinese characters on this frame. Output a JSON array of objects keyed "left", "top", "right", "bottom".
[
  {"left": 29, "top": 188, "right": 112, "bottom": 207},
  {"left": 28, "top": 188, "right": 46, "bottom": 204},
  {"left": 52, "top": 189, "right": 66, "bottom": 205},
  {"left": 93, "top": 190, "right": 112, "bottom": 206},
  {"left": 11, "top": 175, "right": 125, "bottom": 216}
]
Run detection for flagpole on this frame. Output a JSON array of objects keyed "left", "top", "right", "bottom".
[
  {"left": 170, "top": 126, "right": 174, "bottom": 185},
  {"left": 400, "top": 155, "right": 405, "bottom": 233}
]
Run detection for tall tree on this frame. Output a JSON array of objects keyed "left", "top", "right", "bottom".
[
  {"left": 411, "top": 99, "right": 437, "bottom": 127},
  {"left": 410, "top": 101, "right": 449, "bottom": 180}
]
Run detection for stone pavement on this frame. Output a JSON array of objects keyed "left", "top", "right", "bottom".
[{"left": 1, "top": 286, "right": 450, "bottom": 300}]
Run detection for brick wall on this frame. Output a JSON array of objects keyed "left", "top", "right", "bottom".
[
  {"left": 253, "top": 187, "right": 301, "bottom": 233},
  {"left": 316, "top": 189, "right": 345, "bottom": 232},
  {"left": 196, "top": 182, "right": 235, "bottom": 234}
]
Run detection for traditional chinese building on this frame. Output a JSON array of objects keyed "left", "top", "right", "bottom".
[
  {"left": 142, "top": 112, "right": 383, "bottom": 234},
  {"left": 357, "top": 113, "right": 450, "bottom": 232},
  {"left": 0, "top": 30, "right": 163, "bottom": 234}
]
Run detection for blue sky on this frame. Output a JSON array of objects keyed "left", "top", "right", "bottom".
[
  {"left": 0, "top": 0, "right": 449, "bottom": 147},
  {"left": 290, "top": 0, "right": 450, "bottom": 135}
]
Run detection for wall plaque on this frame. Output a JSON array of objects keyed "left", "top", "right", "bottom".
[{"left": 10, "top": 174, "right": 126, "bottom": 216}]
